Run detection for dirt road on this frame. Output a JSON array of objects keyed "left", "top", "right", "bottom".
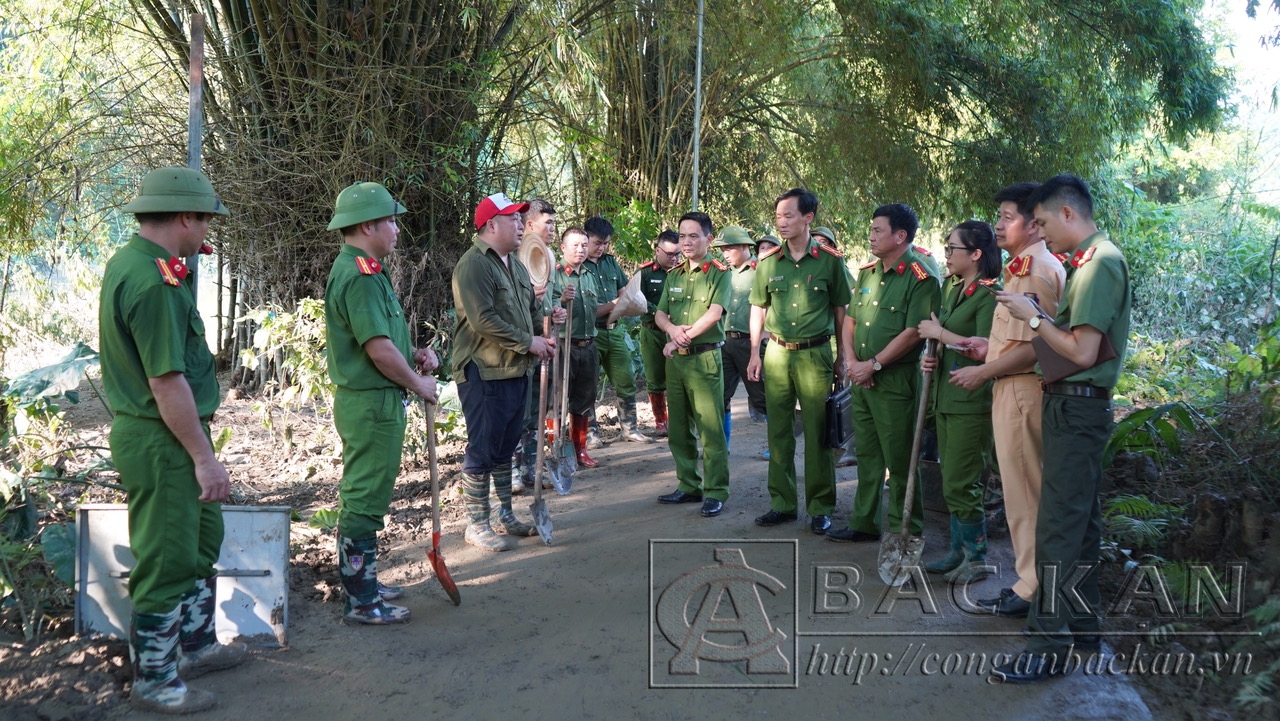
[{"left": 89, "top": 400, "right": 1154, "bottom": 721}]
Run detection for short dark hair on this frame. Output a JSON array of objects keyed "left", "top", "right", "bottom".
[
  {"left": 560, "top": 226, "right": 588, "bottom": 245},
  {"left": 775, "top": 188, "right": 818, "bottom": 216},
  {"left": 135, "top": 211, "right": 212, "bottom": 225},
  {"left": 872, "top": 203, "right": 918, "bottom": 243},
  {"left": 1026, "top": 174, "right": 1094, "bottom": 220},
  {"left": 584, "top": 216, "right": 614, "bottom": 240},
  {"left": 527, "top": 198, "right": 555, "bottom": 218},
  {"left": 950, "top": 220, "right": 1001, "bottom": 279},
  {"left": 656, "top": 229, "right": 679, "bottom": 247},
  {"left": 677, "top": 211, "right": 714, "bottom": 238},
  {"left": 994, "top": 183, "right": 1040, "bottom": 222}
]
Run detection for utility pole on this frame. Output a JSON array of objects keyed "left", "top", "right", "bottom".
[{"left": 690, "top": 0, "right": 705, "bottom": 211}]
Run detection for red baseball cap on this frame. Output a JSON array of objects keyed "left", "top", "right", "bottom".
[{"left": 474, "top": 192, "right": 530, "bottom": 229}]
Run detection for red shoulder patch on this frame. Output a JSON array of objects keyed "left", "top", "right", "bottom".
[
  {"left": 355, "top": 256, "right": 382, "bottom": 275},
  {"left": 749, "top": 260, "right": 757, "bottom": 269},
  {"left": 1054, "top": 252, "right": 1071, "bottom": 265},
  {"left": 860, "top": 259, "right": 877, "bottom": 270},
  {"left": 914, "top": 245, "right": 933, "bottom": 257},
  {"left": 910, "top": 262, "right": 929, "bottom": 281},
  {"left": 1008, "top": 256, "right": 1032, "bottom": 277},
  {"left": 1070, "top": 246, "right": 1097, "bottom": 268},
  {"left": 759, "top": 244, "right": 783, "bottom": 260},
  {"left": 818, "top": 244, "right": 843, "bottom": 258},
  {"left": 710, "top": 258, "right": 728, "bottom": 271},
  {"left": 964, "top": 281, "right": 976, "bottom": 297},
  {"left": 639, "top": 260, "right": 656, "bottom": 270},
  {"left": 977, "top": 277, "right": 999, "bottom": 287},
  {"left": 198, "top": 243, "right": 214, "bottom": 255},
  {"left": 156, "top": 257, "right": 186, "bottom": 286}
]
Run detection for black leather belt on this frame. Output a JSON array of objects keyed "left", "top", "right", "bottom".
[
  {"left": 676, "top": 341, "right": 725, "bottom": 356},
  {"left": 1043, "top": 382, "right": 1111, "bottom": 399},
  {"left": 571, "top": 338, "right": 595, "bottom": 348},
  {"left": 774, "top": 335, "right": 829, "bottom": 351},
  {"left": 725, "top": 331, "right": 749, "bottom": 339}
]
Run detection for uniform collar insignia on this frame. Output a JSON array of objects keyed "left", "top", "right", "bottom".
[
  {"left": 156, "top": 257, "right": 187, "bottom": 286},
  {"left": 1070, "top": 246, "right": 1097, "bottom": 268},
  {"left": 198, "top": 243, "right": 214, "bottom": 255},
  {"left": 355, "top": 256, "right": 382, "bottom": 275},
  {"left": 895, "top": 260, "right": 907, "bottom": 275},
  {"left": 964, "top": 281, "right": 976, "bottom": 296},
  {"left": 749, "top": 259, "right": 757, "bottom": 269}
]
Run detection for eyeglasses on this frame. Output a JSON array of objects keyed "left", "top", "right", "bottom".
[{"left": 943, "top": 245, "right": 972, "bottom": 258}]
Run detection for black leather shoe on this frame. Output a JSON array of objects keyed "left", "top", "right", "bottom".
[
  {"left": 825, "top": 527, "right": 880, "bottom": 542},
  {"left": 990, "top": 652, "right": 1067, "bottom": 684},
  {"left": 977, "top": 588, "right": 1031, "bottom": 618},
  {"left": 700, "top": 499, "right": 724, "bottom": 517},
  {"left": 658, "top": 489, "right": 702, "bottom": 504},
  {"left": 754, "top": 510, "right": 798, "bottom": 526},
  {"left": 810, "top": 515, "right": 831, "bottom": 534}
]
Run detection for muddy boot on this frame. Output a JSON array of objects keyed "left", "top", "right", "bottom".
[
  {"left": 925, "top": 515, "right": 964, "bottom": 574},
  {"left": 460, "top": 471, "right": 507, "bottom": 551},
  {"left": 586, "top": 407, "right": 604, "bottom": 449},
  {"left": 339, "top": 535, "right": 411, "bottom": 624},
  {"left": 649, "top": 392, "right": 668, "bottom": 437},
  {"left": 944, "top": 518, "right": 990, "bottom": 584},
  {"left": 131, "top": 607, "right": 216, "bottom": 713},
  {"left": 572, "top": 413, "right": 599, "bottom": 468},
  {"left": 491, "top": 463, "right": 535, "bottom": 536},
  {"left": 618, "top": 397, "right": 653, "bottom": 443},
  {"left": 836, "top": 432, "right": 857, "bottom": 467},
  {"left": 177, "top": 576, "right": 247, "bottom": 680},
  {"left": 723, "top": 412, "right": 733, "bottom": 454}
]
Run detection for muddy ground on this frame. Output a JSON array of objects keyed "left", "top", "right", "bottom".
[{"left": 0, "top": 379, "right": 1270, "bottom": 721}]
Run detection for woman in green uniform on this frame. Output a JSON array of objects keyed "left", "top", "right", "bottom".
[{"left": 917, "top": 220, "right": 1001, "bottom": 583}]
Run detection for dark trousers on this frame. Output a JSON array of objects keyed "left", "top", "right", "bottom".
[
  {"left": 458, "top": 361, "right": 530, "bottom": 476},
  {"left": 566, "top": 342, "right": 600, "bottom": 416},
  {"left": 721, "top": 336, "right": 767, "bottom": 416},
  {"left": 1026, "top": 393, "right": 1112, "bottom": 655}
]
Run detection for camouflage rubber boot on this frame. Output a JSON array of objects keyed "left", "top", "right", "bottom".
[
  {"left": 339, "top": 535, "right": 411, "bottom": 624},
  {"left": 131, "top": 607, "right": 216, "bottom": 713},
  {"left": 944, "top": 518, "right": 991, "bottom": 584},
  {"left": 177, "top": 576, "right": 248, "bottom": 679},
  {"left": 462, "top": 472, "right": 507, "bottom": 551},
  {"left": 586, "top": 407, "right": 604, "bottom": 449},
  {"left": 490, "top": 462, "right": 536, "bottom": 536},
  {"left": 618, "top": 397, "right": 654, "bottom": 443}
]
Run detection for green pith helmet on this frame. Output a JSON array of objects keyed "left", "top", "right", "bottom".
[
  {"left": 122, "top": 167, "right": 230, "bottom": 216},
  {"left": 812, "top": 226, "right": 836, "bottom": 244},
  {"left": 326, "top": 182, "right": 407, "bottom": 231},
  {"left": 711, "top": 225, "right": 754, "bottom": 248}
]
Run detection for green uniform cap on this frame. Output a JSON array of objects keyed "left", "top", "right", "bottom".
[
  {"left": 711, "top": 225, "right": 753, "bottom": 248},
  {"left": 327, "top": 182, "right": 407, "bottom": 231},
  {"left": 756, "top": 234, "right": 781, "bottom": 248},
  {"left": 812, "top": 226, "right": 836, "bottom": 244},
  {"left": 122, "top": 167, "right": 229, "bottom": 216}
]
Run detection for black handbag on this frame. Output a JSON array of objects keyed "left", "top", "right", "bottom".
[{"left": 824, "top": 376, "right": 853, "bottom": 449}]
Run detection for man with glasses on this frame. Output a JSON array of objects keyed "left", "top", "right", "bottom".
[{"left": 639, "top": 230, "right": 681, "bottom": 436}]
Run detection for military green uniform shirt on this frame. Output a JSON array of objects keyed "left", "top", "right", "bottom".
[
  {"left": 724, "top": 260, "right": 757, "bottom": 334},
  {"left": 451, "top": 236, "right": 541, "bottom": 382},
  {"left": 639, "top": 261, "right": 669, "bottom": 326},
  {"left": 750, "top": 239, "right": 853, "bottom": 340},
  {"left": 657, "top": 258, "right": 731, "bottom": 344},
  {"left": 933, "top": 276, "right": 1000, "bottom": 414},
  {"left": 325, "top": 244, "right": 412, "bottom": 390},
  {"left": 639, "top": 260, "right": 671, "bottom": 393},
  {"left": 550, "top": 264, "right": 599, "bottom": 339},
  {"left": 1052, "top": 233, "right": 1131, "bottom": 388},
  {"left": 590, "top": 254, "right": 629, "bottom": 320}
]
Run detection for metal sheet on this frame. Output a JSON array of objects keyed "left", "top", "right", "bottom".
[{"left": 75, "top": 504, "right": 290, "bottom": 646}]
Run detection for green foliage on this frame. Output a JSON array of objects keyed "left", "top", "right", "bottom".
[
  {"left": 1103, "top": 493, "right": 1184, "bottom": 551},
  {"left": 40, "top": 522, "right": 75, "bottom": 588},
  {"left": 240, "top": 300, "right": 333, "bottom": 412},
  {"left": 1104, "top": 401, "right": 1196, "bottom": 468},
  {"left": 307, "top": 508, "right": 339, "bottom": 532},
  {"left": 1230, "top": 595, "right": 1280, "bottom": 712}
]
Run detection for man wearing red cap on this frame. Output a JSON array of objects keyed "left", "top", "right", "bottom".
[{"left": 452, "top": 193, "right": 559, "bottom": 551}]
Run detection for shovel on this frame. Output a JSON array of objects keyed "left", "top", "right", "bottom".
[
  {"left": 547, "top": 294, "right": 576, "bottom": 495},
  {"left": 424, "top": 401, "right": 461, "bottom": 605},
  {"left": 528, "top": 319, "right": 554, "bottom": 544},
  {"left": 877, "top": 339, "right": 937, "bottom": 586}
]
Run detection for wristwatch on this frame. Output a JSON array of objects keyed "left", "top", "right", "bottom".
[
  {"left": 871, "top": 357, "right": 883, "bottom": 372},
  {"left": 1028, "top": 314, "right": 1050, "bottom": 330}
]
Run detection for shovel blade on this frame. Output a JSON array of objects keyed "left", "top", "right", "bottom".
[
  {"left": 877, "top": 534, "right": 926, "bottom": 587},
  {"left": 549, "top": 454, "right": 574, "bottom": 495},
  {"left": 530, "top": 498, "right": 553, "bottom": 545},
  {"left": 428, "top": 533, "right": 462, "bottom": 605}
]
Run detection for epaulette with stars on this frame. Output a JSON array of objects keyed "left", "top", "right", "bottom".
[
  {"left": 640, "top": 260, "right": 657, "bottom": 270},
  {"left": 156, "top": 257, "right": 188, "bottom": 287},
  {"left": 1007, "top": 255, "right": 1033, "bottom": 277},
  {"left": 965, "top": 277, "right": 1000, "bottom": 296},
  {"left": 859, "top": 259, "right": 877, "bottom": 270},
  {"left": 907, "top": 261, "right": 929, "bottom": 281},
  {"left": 759, "top": 244, "right": 783, "bottom": 260},
  {"left": 1069, "top": 247, "right": 1097, "bottom": 268},
  {"left": 817, "top": 244, "right": 843, "bottom": 258},
  {"left": 709, "top": 258, "right": 728, "bottom": 271},
  {"left": 914, "top": 246, "right": 934, "bottom": 257},
  {"left": 1054, "top": 252, "right": 1071, "bottom": 265},
  {"left": 355, "top": 256, "right": 383, "bottom": 275}
]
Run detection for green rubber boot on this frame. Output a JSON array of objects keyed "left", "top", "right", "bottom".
[
  {"left": 131, "top": 606, "right": 216, "bottom": 713},
  {"left": 925, "top": 515, "right": 964, "bottom": 574},
  {"left": 491, "top": 463, "right": 535, "bottom": 536},
  {"left": 178, "top": 576, "right": 248, "bottom": 679},
  {"left": 944, "top": 517, "right": 990, "bottom": 584}
]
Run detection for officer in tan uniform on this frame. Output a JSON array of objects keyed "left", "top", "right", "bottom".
[{"left": 950, "top": 183, "right": 1065, "bottom": 617}]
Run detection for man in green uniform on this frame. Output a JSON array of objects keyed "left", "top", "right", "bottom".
[
  {"left": 550, "top": 227, "right": 605, "bottom": 467},
  {"left": 829, "top": 203, "right": 941, "bottom": 543},
  {"left": 655, "top": 212, "right": 731, "bottom": 517},
  {"left": 638, "top": 230, "right": 681, "bottom": 437},
  {"left": 453, "top": 193, "right": 560, "bottom": 552},
  {"left": 747, "top": 189, "right": 853, "bottom": 534},
  {"left": 714, "top": 226, "right": 766, "bottom": 453},
  {"left": 100, "top": 167, "right": 245, "bottom": 713},
  {"left": 812, "top": 226, "right": 862, "bottom": 468},
  {"left": 584, "top": 216, "right": 651, "bottom": 444},
  {"left": 512, "top": 199, "right": 559, "bottom": 493},
  {"left": 993, "top": 175, "right": 1130, "bottom": 682},
  {"left": 324, "top": 182, "right": 439, "bottom": 625}
]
